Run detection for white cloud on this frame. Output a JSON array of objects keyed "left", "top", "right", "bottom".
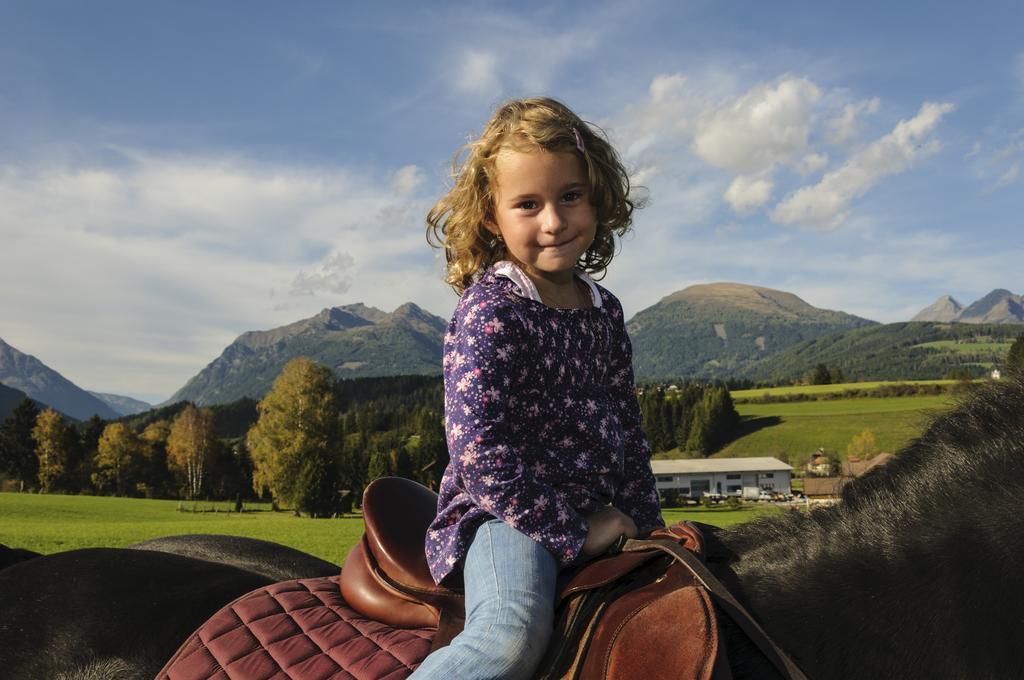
[
  {"left": 290, "top": 251, "right": 355, "bottom": 296},
  {"left": 826, "top": 97, "right": 880, "bottom": 145},
  {"left": 990, "top": 163, "right": 1019, "bottom": 192},
  {"left": 444, "top": 14, "right": 600, "bottom": 100},
  {"left": 772, "top": 102, "right": 955, "bottom": 230},
  {"left": 994, "top": 129, "right": 1024, "bottom": 160},
  {"left": 693, "top": 77, "right": 822, "bottom": 175},
  {"left": 455, "top": 50, "right": 501, "bottom": 95},
  {"left": 392, "top": 164, "right": 425, "bottom": 196},
  {"left": 724, "top": 174, "right": 774, "bottom": 214},
  {"left": 650, "top": 73, "right": 688, "bottom": 103},
  {"left": 796, "top": 152, "right": 829, "bottom": 176},
  {"left": 613, "top": 72, "right": 700, "bottom": 160}
]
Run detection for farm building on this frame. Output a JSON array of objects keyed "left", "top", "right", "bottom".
[
  {"left": 804, "top": 453, "right": 894, "bottom": 502},
  {"left": 650, "top": 457, "right": 792, "bottom": 500}
]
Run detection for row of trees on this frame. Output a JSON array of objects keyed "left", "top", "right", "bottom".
[
  {"left": 0, "top": 360, "right": 448, "bottom": 518},
  {"left": 2, "top": 358, "right": 747, "bottom": 514},
  {"left": 0, "top": 399, "right": 237, "bottom": 499}
]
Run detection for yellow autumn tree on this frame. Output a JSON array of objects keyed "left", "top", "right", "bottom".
[
  {"left": 846, "top": 429, "right": 880, "bottom": 460},
  {"left": 246, "top": 357, "right": 342, "bottom": 516},
  {"left": 93, "top": 422, "right": 142, "bottom": 496},
  {"left": 32, "top": 408, "right": 75, "bottom": 492},
  {"left": 167, "top": 405, "right": 216, "bottom": 499}
]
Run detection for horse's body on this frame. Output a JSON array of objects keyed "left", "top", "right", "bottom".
[
  {"left": 128, "top": 533, "right": 340, "bottom": 582},
  {"left": 2, "top": 377, "right": 1022, "bottom": 679}
]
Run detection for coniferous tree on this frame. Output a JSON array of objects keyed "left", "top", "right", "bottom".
[
  {"left": 367, "top": 449, "right": 392, "bottom": 483},
  {"left": 811, "top": 363, "right": 832, "bottom": 385},
  {"left": 393, "top": 446, "right": 414, "bottom": 480},
  {"left": 658, "top": 398, "right": 676, "bottom": 451},
  {"left": 685, "top": 406, "right": 710, "bottom": 456},
  {"left": 417, "top": 416, "right": 448, "bottom": 490},
  {"left": 294, "top": 446, "right": 342, "bottom": 518},
  {"left": 76, "top": 414, "right": 106, "bottom": 492},
  {"left": 1007, "top": 336, "right": 1024, "bottom": 377},
  {"left": 0, "top": 398, "right": 41, "bottom": 491}
]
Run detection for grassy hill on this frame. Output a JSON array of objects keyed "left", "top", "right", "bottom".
[
  {"left": 716, "top": 394, "right": 952, "bottom": 465},
  {"left": 647, "top": 380, "right": 966, "bottom": 466},
  {"left": 729, "top": 379, "right": 958, "bottom": 400}
]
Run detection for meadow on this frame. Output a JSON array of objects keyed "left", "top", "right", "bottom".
[
  {"left": 717, "top": 394, "right": 954, "bottom": 464},
  {"left": 0, "top": 492, "right": 781, "bottom": 562},
  {"left": 913, "top": 340, "right": 1013, "bottom": 353},
  {"left": 729, "top": 379, "right": 957, "bottom": 399}
]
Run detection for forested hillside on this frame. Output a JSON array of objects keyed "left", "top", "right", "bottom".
[{"left": 739, "top": 322, "right": 1021, "bottom": 382}]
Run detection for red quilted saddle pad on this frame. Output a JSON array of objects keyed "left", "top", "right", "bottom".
[{"left": 158, "top": 576, "right": 435, "bottom": 680}]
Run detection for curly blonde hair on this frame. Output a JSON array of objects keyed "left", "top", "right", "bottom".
[{"left": 427, "top": 97, "right": 638, "bottom": 294}]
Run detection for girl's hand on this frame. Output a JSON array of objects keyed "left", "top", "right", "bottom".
[{"left": 582, "top": 507, "right": 638, "bottom": 556}]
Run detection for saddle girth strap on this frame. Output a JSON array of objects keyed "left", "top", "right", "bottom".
[{"left": 620, "top": 538, "right": 808, "bottom": 680}]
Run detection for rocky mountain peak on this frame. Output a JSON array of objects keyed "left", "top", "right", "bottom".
[
  {"left": 911, "top": 289, "right": 1023, "bottom": 324},
  {"left": 911, "top": 295, "right": 964, "bottom": 322}
]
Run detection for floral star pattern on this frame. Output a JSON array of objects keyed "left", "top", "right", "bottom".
[{"left": 425, "top": 264, "right": 664, "bottom": 584}]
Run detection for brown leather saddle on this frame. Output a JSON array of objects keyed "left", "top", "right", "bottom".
[{"left": 340, "top": 477, "right": 807, "bottom": 680}]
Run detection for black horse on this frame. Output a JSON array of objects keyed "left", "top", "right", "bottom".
[{"left": 2, "top": 377, "right": 1022, "bottom": 679}]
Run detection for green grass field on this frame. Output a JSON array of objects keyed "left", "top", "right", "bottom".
[
  {"left": 715, "top": 395, "right": 954, "bottom": 464},
  {"left": 914, "top": 340, "right": 1013, "bottom": 353},
  {"left": 0, "top": 493, "right": 781, "bottom": 561},
  {"left": 730, "top": 380, "right": 957, "bottom": 399}
]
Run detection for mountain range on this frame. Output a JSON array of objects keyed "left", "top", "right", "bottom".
[
  {"left": 3, "top": 286, "right": 1020, "bottom": 418},
  {"left": 162, "top": 302, "right": 447, "bottom": 406},
  {"left": 912, "top": 289, "right": 1024, "bottom": 324}
]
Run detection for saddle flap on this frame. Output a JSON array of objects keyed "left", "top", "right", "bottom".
[
  {"left": 340, "top": 477, "right": 465, "bottom": 631},
  {"left": 362, "top": 476, "right": 440, "bottom": 590}
]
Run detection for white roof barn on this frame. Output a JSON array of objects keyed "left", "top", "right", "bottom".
[
  {"left": 651, "top": 457, "right": 793, "bottom": 500},
  {"left": 651, "top": 457, "right": 792, "bottom": 475}
]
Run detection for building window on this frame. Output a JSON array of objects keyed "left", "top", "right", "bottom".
[
  {"left": 726, "top": 474, "right": 741, "bottom": 480},
  {"left": 726, "top": 485, "right": 742, "bottom": 493},
  {"left": 690, "top": 479, "right": 710, "bottom": 496},
  {"left": 656, "top": 476, "right": 673, "bottom": 482},
  {"left": 763, "top": 473, "right": 774, "bottom": 478}
]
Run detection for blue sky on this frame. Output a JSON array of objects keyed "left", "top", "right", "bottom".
[{"left": 1, "top": 0, "right": 1021, "bottom": 403}]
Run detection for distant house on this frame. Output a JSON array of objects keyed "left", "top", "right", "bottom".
[
  {"left": 651, "top": 457, "right": 792, "bottom": 500},
  {"left": 992, "top": 369, "right": 1002, "bottom": 380},
  {"left": 803, "top": 476, "right": 846, "bottom": 499},
  {"left": 805, "top": 449, "right": 833, "bottom": 477},
  {"left": 805, "top": 453, "right": 894, "bottom": 501},
  {"left": 842, "top": 453, "right": 894, "bottom": 477}
]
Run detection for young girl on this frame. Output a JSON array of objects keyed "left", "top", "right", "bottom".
[{"left": 412, "top": 97, "right": 664, "bottom": 679}]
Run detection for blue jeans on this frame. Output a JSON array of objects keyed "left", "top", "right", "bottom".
[{"left": 409, "top": 519, "right": 558, "bottom": 680}]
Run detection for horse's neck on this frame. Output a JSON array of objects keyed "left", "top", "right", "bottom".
[{"left": 718, "top": 495, "right": 1022, "bottom": 680}]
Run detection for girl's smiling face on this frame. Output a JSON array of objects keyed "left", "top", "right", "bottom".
[{"left": 487, "top": 149, "right": 597, "bottom": 286}]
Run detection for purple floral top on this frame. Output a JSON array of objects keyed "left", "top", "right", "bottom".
[{"left": 425, "top": 262, "right": 664, "bottom": 584}]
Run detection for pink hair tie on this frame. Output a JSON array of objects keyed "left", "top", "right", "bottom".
[{"left": 572, "top": 127, "right": 586, "bottom": 154}]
